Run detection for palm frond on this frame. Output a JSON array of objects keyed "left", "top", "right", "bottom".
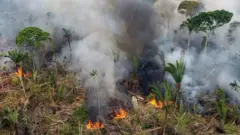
[
  {"left": 89, "top": 69, "right": 98, "bottom": 80},
  {"left": 7, "top": 49, "right": 27, "bottom": 64},
  {"left": 165, "top": 60, "right": 186, "bottom": 84},
  {"left": 229, "top": 80, "right": 240, "bottom": 91}
]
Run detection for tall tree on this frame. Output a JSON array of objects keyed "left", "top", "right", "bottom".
[
  {"left": 178, "top": 1, "right": 204, "bottom": 51},
  {"left": 178, "top": 0, "right": 204, "bottom": 17},
  {"left": 180, "top": 18, "right": 195, "bottom": 50},
  {"left": 185, "top": 10, "right": 233, "bottom": 52}
]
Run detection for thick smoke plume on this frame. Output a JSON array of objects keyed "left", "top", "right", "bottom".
[{"left": 0, "top": 0, "right": 240, "bottom": 118}]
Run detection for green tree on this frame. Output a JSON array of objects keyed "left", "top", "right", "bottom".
[
  {"left": 187, "top": 10, "right": 233, "bottom": 52},
  {"left": 16, "top": 27, "right": 53, "bottom": 70},
  {"left": 16, "top": 27, "right": 51, "bottom": 49}
]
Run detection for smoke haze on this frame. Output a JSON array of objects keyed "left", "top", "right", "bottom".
[{"left": 0, "top": 0, "right": 240, "bottom": 116}]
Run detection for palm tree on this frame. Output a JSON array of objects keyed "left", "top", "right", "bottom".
[
  {"left": 165, "top": 60, "right": 186, "bottom": 90},
  {"left": 165, "top": 59, "right": 186, "bottom": 105},
  {"left": 6, "top": 49, "right": 27, "bottom": 97},
  {"left": 89, "top": 69, "right": 100, "bottom": 114},
  {"left": 150, "top": 82, "right": 173, "bottom": 135},
  {"left": 6, "top": 49, "right": 27, "bottom": 67}
]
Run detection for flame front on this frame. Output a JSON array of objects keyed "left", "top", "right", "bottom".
[
  {"left": 16, "top": 67, "right": 32, "bottom": 77},
  {"left": 149, "top": 99, "right": 174, "bottom": 108},
  {"left": 86, "top": 121, "right": 104, "bottom": 129},
  {"left": 114, "top": 108, "right": 127, "bottom": 119}
]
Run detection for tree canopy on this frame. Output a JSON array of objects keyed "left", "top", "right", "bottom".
[
  {"left": 178, "top": 0, "right": 204, "bottom": 17},
  {"left": 188, "top": 10, "right": 233, "bottom": 33},
  {"left": 180, "top": 18, "right": 195, "bottom": 33},
  {"left": 16, "top": 27, "right": 51, "bottom": 49}
]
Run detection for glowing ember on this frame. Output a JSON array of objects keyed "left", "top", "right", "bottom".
[
  {"left": 86, "top": 121, "right": 104, "bottom": 129},
  {"left": 114, "top": 108, "right": 127, "bottom": 119},
  {"left": 15, "top": 67, "right": 32, "bottom": 77},
  {"left": 149, "top": 99, "right": 174, "bottom": 108}
]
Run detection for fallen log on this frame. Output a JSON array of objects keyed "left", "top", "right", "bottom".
[{"left": 128, "top": 91, "right": 145, "bottom": 101}]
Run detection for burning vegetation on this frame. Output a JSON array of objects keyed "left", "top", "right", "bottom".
[
  {"left": 0, "top": 0, "right": 240, "bottom": 135},
  {"left": 15, "top": 66, "right": 32, "bottom": 78},
  {"left": 149, "top": 99, "right": 174, "bottom": 109},
  {"left": 86, "top": 121, "right": 104, "bottom": 129},
  {"left": 114, "top": 108, "right": 127, "bottom": 119}
]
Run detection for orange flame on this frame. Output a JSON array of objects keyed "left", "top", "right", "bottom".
[
  {"left": 86, "top": 121, "right": 104, "bottom": 129},
  {"left": 114, "top": 108, "right": 127, "bottom": 119},
  {"left": 16, "top": 67, "right": 32, "bottom": 77},
  {"left": 149, "top": 99, "right": 174, "bottom": 108}
]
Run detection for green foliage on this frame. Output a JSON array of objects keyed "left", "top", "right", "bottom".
[
  {"left": 6, "top": 49, "right": 27, "bottom": 65},
  {"left": 57, "top": 84, "right": 63, "bottom": 100},
  {"left": 229, "top": 80, "right": 240, "bottom": 91},
  {"left": 33, "top": 70, "right": 38, "bottom": 83},
  {"left": 72, "top": 107, "right": 88, "bottom": 124},
  {"left": 16, "top": 27, "right": 51, "bottom": 49},
  {"left": 180, "top": 18, "right": 195, "bottom": 33},
  {"left": 150, "top": 82, "right": 174, "bottom": 106},
  {"left": 188, "top": 10, "right": 233, "bottom": 33},
  {"left": 50, "top": 71, "right": 55, "bottom": 88},
  {"left": 224, "top": 122, "right": 240, "bottom": 134},
  {"left": 178, "top": 0, "right": 204, "bottom": 17},
  {"left": 62, "top": 28, "right": 73, "bottom": 40},
  {"left": 0, "top": 107, "right": 19, "bottom": 129},
  {"left": 165, "top": 60, "right": 186, "bottom": 84},
  {"left": 11, "top": 76, "right": 20, "bottom": 86},
  {"left": 131, "top": 56, "right": 148, "bottom": 79},
  {"left": 59, "top": 123, "right": 76, "bottom": 135},
  {"left": 215, "top": 89, "right": 228, "bottom": 121},
  {"left": 179, "top": 100, "right": 184, "bottom": 114},
  {"left": 89, "top": 69, "right": 98, "bottom": 80},
  {"left": 132, "top": 56, "right": 143, "bottom": 72},
  {"left": 1, "top": 66, "right": 6, "bottom": 71}
]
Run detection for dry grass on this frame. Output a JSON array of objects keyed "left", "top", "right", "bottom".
[{"left": 0, "top": 69, "right": 240, "bottom": 135}]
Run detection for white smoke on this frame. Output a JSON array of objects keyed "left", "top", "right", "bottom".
[
  {"left": 0, "top": 0, "right": 240, "bottom": 109},
  {"left": 156, "top": 0, "right": 240, "bottom": 103}
]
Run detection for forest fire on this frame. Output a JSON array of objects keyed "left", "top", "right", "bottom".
[
  {"left": 15, "top": 67, "right": 32, "bottom": 77},
  {"left": 86, "top": 121, "right": 104, "bottom": 129},
  {"left": 114, "top": 108, "right": 127, "bottom": 119},
  {"left": 149, "top": 99, "right": 174, "bottom": 108}
]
